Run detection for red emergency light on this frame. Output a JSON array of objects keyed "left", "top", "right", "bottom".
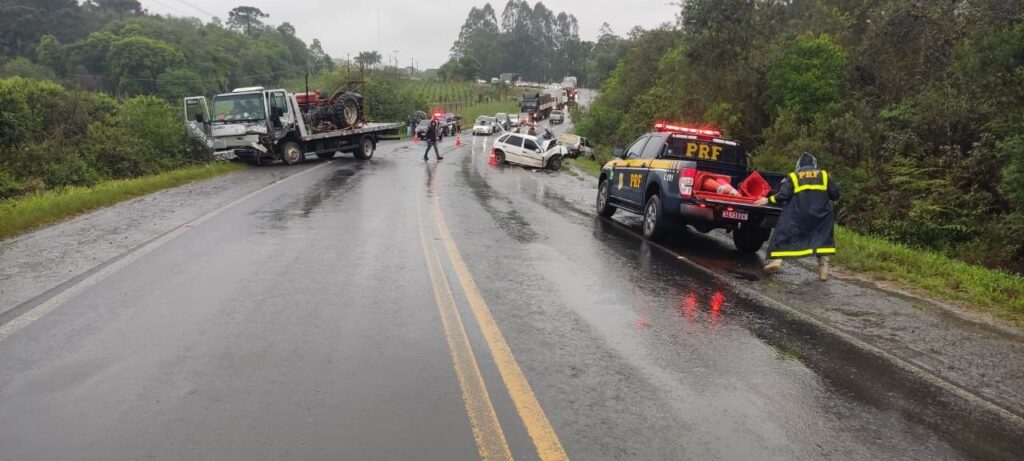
[{"left": 653, "top": 120, "right": 721, "bottom": 138}]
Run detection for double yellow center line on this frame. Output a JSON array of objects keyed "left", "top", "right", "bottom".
[{"left": 416, "top": 191, "right": 568, "bottom": 461}]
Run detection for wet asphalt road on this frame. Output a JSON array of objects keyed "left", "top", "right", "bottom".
[{"left": 0, "top": 112, "right": 982, "bottom": 459}]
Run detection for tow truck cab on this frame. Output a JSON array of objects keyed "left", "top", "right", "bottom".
[{"left": 596, "top": 122, "right": 784, "bottom": 252}]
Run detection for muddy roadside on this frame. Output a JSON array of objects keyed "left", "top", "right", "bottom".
[{"left": 558, "top": 160, "right": 1024, "bottom": 419}]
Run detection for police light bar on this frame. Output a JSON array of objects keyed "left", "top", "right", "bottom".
[{"left": 653, "top": 120, "right": 721, "bottom": 138}]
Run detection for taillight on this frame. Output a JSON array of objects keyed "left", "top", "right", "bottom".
[{"left": 679, "top": 167, "right": 696, "bottom": 198}]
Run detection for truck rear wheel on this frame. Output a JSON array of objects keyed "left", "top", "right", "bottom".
[
  {"left": 643, "top": 195, "right": 666, "bottom": 242},
  {"left": 733, "top": 223, "right": 771, "bottom": 253},
  {"left": 279, "top": 141, "right": 304, "bottom": 165},
  {"left": 353, "top": 136, "right": 375, "bottom": 160}
]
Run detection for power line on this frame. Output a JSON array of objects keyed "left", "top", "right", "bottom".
[
  {"left": 146, "top": 0, "right": 194, "bottom": 18},
  {"left": 168, "top": 0, "right": 216, "bottom": 18}
]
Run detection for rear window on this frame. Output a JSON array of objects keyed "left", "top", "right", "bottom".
[
  {"left": 505, "top": 135, "right": 525, "bottom": 147},
  {"left": 664, "top": 135, "right": 746, "bottom": 165}
]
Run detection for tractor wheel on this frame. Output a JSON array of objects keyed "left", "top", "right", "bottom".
[{"left": 331, "top": 93, "right": 362, "bottom": 128}]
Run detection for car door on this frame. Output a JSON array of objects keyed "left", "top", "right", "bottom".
[
  {"left": 612, "top": 136, "right": 649, "bottom": 207},
  {"left": 502, "top": 134, "right": 525, "bottom": 163},
  {"left": 636, "top": 135, "right": 665, "bottom": 202},
  {"left": 183, "top": 96, "right": 212, "bottom": 149},
  {"left": 521, "top": 137, "right": 544, "bottom": 167}
]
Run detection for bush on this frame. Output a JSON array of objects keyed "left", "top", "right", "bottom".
[{"left": 0, "top": 77, "right": 206, "bottom": 199}]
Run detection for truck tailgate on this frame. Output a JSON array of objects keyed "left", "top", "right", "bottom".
[{"left": 694, "top": 192, "right": 782, "bottom": 214}]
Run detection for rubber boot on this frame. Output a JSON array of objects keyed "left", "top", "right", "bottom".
[
  {"left": 818, "top": 256, "right": 830, "bottom": 281},
  {"left": 763, "top": 258, "right": 783, "bottom": 274}
]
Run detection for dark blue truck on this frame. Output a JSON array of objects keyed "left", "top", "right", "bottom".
[{"left": 595, "top": 123, "right": 784, "bottom": 252}]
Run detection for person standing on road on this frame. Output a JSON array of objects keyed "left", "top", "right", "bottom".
[
  {"left": 423, "top": 120, "right": 443, "bottom": 161},
  {"left": 754, "top": 152, "right": 840, "bottom": 280}
]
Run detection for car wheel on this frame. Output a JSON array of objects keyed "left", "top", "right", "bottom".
[
  {"left": 642, "top": 194, "right": 666, "bottom": 241},
  {"left": 596, "top": 179, "right": 617, "bottom": 218},
  {"left": 494, "top": 150, "right": 506, "bottom": 164},
  {"left": 279, "top": 141, "right": 304, "bottom": 165},
  {"left": 546, "top": 155, "right": 562, "bottom": 170}
]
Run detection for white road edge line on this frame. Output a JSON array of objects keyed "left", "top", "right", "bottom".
[{"left": 0, "top": 162, "right": 332, "bottom": 344}]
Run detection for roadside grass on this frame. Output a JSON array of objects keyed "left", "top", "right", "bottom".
[
  {"left": 459, "top": 101, "right": 519, "bottom": 126},
  {"left": 0, "top": 162, "right": 245, "bottom": 240},
  {"left": 832, "top": 227, "right": 1024, "bottom": 328},
  {"left": 562, "top": 155, "right": 1024, "bottom": 326},
  {"left": 567, "top": 157, "right": 604, "bottom": 177}
]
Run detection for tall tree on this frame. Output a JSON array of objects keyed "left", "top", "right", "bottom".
[
  {"left": 354, "top": 51, "right": 382, "bottom": 71},
  {"left": 227, "top": 6, "right": 268, "bottom": 35}
]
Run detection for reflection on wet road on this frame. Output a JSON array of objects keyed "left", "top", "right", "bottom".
[{"left": 0, "top": 113, "right": 1010, "bottom": 460}]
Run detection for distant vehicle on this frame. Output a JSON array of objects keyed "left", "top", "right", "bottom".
[
  {"left": 549, "top": 110, "right": 565, "bottom": 125},
  {"left": 508, "top": 114, "right": 521, "bottom": 127},
  {"left": 431, "top": 111, "right": 458, "bottom": 136},
  {"left": 415, "top": 119, "right": 444, "bottom": 141},
  {"left": 557, "top": 133, "right": 594, "bottom": 159},
  {"left": 596, "top": 121, "right": 785, "bottom": 248},
  {"left": 445, "top": 112, "right": 463, "bottom": 133},
  {"left": 521, "top": 91, "right": 554, "bottom": 120},
  {"left": 561, "top": 76, "right": 578, "bottom": 104},
  {"left": 494, "top": 112, "right": 511, "bottom": 130},
  {"left": 492, "top": 132, "right": 566, "bottom": 170},
  {"left": 473, "top": 116, "right": 500, "bottom": 136},
  {"left": 546, "top": 88, "right": 567, "bottom": 109},
  {"left": 183, "top": 85, "right": 400, "bottom": 165}
]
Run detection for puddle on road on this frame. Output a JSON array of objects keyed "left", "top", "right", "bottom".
[{"left": 252, "top": 165, "right": 364, "bottom": 230}]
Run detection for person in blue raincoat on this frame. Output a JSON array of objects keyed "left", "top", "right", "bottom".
[{"left": 754, "top": 152, "right": 840, "bottom": 280}]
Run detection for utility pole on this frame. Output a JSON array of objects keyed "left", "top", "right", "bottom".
[{"left": 393, "top": 50, "right": 400, "bottom": 70}]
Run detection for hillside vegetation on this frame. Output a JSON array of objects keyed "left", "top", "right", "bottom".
[{"left": 576, "top": 0, "right": 1024, "bottom": 273}]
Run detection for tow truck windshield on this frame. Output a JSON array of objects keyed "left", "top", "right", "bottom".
[{"left": 212, "top": 93, "right": 267, "bottom": 124}]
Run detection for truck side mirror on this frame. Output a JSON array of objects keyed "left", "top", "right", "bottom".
[{"left": 613, "top": 148, "right": 625, "bottom": 159}]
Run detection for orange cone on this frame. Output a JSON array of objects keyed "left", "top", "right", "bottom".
[
  {"left": 702, "top": 176, "right": 740, "bottom": 196},
  {"left": 455, "top": 134, "right": 462, "bottom": 147},
  {"left": 488, "top": 147, "right": 497, "bottom": 165}
]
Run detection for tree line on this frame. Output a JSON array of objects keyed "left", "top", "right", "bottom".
[
  {"left": 441, "top": 1, "right": 618, "bottom": 84},
  {"left": 0, "top": 1, "right": 337, "bottom": 200},
  {"left": 576, "top": 0, "right": 1024, "bottom": 272},
  {"left": 0, "top": 1, "right": 333, "bottom": 99}
]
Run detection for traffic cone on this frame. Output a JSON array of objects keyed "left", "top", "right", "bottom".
[
  {"left": 488, "top": 147, "right": 497, "bottom": 165},
  {"left": 455, "top": 134, "right": 462, "bottom": 147},
  {"left": 701, "top": 176, "right": 740, "bottom": 196}
]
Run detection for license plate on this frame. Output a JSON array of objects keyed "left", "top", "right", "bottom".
[{"left": 722, "top": 210, "right": 748, "bottom": 221}]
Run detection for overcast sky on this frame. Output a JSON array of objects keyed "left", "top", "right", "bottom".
[{"left": 138, "top": 0, "right": 678, "bottom": 69}]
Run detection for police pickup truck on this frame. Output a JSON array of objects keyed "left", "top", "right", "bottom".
[{"left": 595, "top": 122, "right": 784, "bottom": 252}]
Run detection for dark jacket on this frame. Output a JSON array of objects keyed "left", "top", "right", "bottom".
[
  {"left": 766, "top": 168, "right": 840, "bottom": 258},
  {"left": 425, "top": 123, "right": 438, "bottom": 142}
]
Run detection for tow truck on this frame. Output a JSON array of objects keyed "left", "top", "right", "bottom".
[
  {"left": 595, "top": 122, "right": 785, "bottom": 252},
  {"left": 183, "top": 84, "right": 401, "bottom": 165}
]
